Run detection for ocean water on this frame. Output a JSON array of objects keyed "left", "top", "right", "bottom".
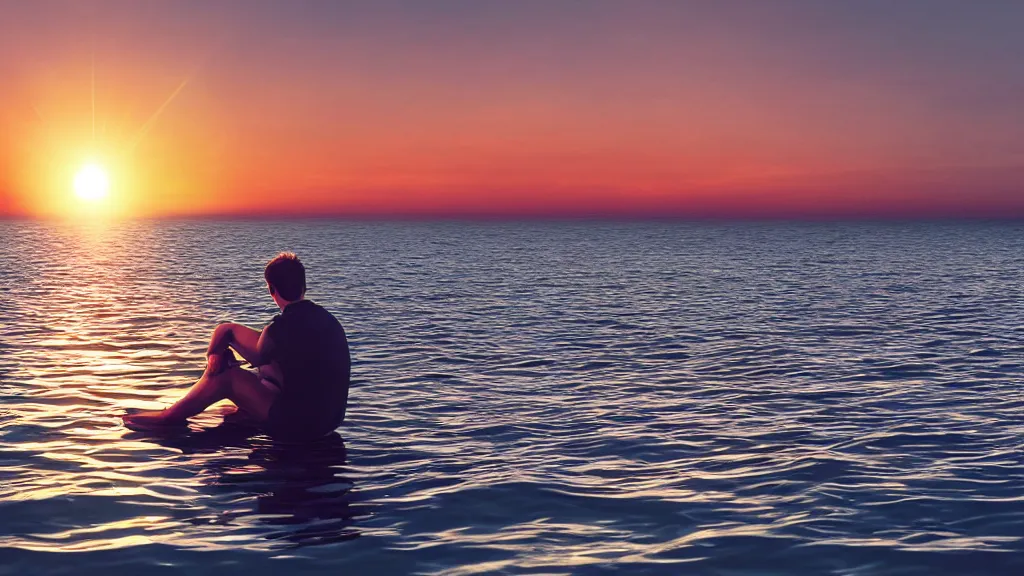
[{"left": 0, "top": 219, "right": 1022, "bottom": 575}]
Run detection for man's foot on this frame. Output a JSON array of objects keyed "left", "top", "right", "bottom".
[
  {"left": 122, "top": 410, "right": 188, "bottom": 432},
  {"left": 220, "top": 405, "right": 261, "bottom": 425}
]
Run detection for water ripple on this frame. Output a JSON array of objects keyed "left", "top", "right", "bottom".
[{"left": 0, "top": 220, "right": 1023, "bottom": 574}]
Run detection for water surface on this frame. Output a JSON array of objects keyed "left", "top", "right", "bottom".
[{"left": 1, "top": 220, "right": 1023, "bottom": 574}]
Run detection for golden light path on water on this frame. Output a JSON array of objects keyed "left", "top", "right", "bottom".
[
  {"left": 0, "top": 219, "right": 1022, "bottom": 574},
  {"left": 0, "top": 222, "right": 291, "bottom": 552}
]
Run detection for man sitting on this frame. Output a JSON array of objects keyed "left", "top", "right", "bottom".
[{"left": 123, "top": 253, "right": 351, "bottom": 441}]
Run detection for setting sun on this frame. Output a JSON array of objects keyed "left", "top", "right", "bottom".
[{"left": 73, "top": 163, "right": 110, "bottom": 202}]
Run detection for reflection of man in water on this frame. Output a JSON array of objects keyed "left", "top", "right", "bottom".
[
  {"left": 124, "top": 253, "right": 351, "bottom": 441},
  {"left": 154, "top": 425, "right": 359, "bottom": 547}
]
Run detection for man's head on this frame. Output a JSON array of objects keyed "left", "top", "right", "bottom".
[{"left": 264, "top": 252, "right": 306, "bottom": 307}]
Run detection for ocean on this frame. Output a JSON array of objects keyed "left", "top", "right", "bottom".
[{"left": 0, "top": 219, "right": 1022, "bottom": 575}]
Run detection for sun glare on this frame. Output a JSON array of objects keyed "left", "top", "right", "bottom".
[{"left": 74, "top": 163, "right": 110, "bottom": 202}]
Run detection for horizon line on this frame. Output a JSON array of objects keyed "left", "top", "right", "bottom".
[{"left": 4, "top": 212, "right": 1024, "bottom": 224}]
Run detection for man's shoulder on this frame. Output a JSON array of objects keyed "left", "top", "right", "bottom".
[
  {"left": 303, "top": 300, "right": 332, "bottom": 316},
  {"left": 302, "top": 300, "right": 344, "bottom": 327}
]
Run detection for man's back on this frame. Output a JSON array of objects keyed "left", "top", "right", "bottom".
[{"left": 265, "top": 299, "right": 350, "bottom": 440}]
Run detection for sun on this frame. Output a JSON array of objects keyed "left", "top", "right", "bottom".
[{"left": 73, "top": 163, "right": 110, "bottom": 202}]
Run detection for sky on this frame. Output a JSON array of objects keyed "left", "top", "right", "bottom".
[{"left": 1, "top": 0, "right": 1023, "bottom": 218}]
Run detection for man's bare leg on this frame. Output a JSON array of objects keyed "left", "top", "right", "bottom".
[
  {"left": 224, "top": 362, "right": 282, "bottom": 423},
  {"left": 123, "top": 363, "right": 278, "bottom": 430}
]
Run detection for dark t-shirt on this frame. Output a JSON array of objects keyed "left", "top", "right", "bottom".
[{"left": 264, "top": 299, "right": 351, "bottom": 440}]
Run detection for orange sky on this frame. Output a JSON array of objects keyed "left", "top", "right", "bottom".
[{"left": 2, "top": 2, "right": 1024, "bottom": 219}]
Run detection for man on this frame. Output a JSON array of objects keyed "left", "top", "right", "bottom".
[{"left": 123, "top": 253, "right": 351, "bottom": 441}]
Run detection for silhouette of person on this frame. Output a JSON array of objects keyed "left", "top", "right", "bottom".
[{"left": 124, "top": 253, "right": 351, "bottom": 442}]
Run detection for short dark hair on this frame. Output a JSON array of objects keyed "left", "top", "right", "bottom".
[{"left": 264, "top": 252, "right": 306, "bottom": 301}]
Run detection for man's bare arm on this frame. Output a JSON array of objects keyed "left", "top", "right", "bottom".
[
  {"left": 254, "top": 325, "right": 274, "bottom": 367},
  {"left": 206, "top": 323, "right": 268, "bottom": 365}
]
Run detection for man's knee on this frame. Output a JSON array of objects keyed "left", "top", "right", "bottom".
[{"left": 211, "top": 322, "right": 235, "bottom": 342}]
